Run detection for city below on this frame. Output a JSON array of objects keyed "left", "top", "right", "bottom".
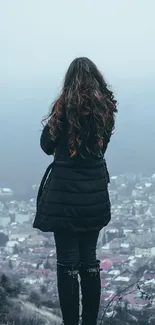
[{"left": 1, "top": 172, "right": 155, "bottom": 324}]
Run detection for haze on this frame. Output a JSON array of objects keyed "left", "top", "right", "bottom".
[{"left": 0, "top": 0, "right": 155, "bottom": 192}]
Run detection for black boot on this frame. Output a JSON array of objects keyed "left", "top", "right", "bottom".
[
  {"left": 57, "top": 263, "right": 80, "bottom": 325},
  {"left": 79, "top": 260, "right": 101, "bottom": 325}
]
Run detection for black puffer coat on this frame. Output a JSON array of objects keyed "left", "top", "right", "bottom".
[{"left": 33, "top": 124, "right": 111, "bottom": 233}]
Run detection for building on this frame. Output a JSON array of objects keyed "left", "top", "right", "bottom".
[
  {"left": 5, "top": 240, "right": 19, "bottom": 254},
  {"left": 135, "top": 246, "right": 155, "bottom": 257},
  {"left": 0, "top": 188, "right": 13, "bottom": 197}
]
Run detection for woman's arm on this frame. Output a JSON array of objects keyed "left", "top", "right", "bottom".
[{"left": 40, "top": 124, "right": 58, "bottom": 155}]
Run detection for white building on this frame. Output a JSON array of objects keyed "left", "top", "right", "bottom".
[
  {"left": 5, "top": 240, "right": 18, "bottom": 254},
  {"left": 135, "top": 246, "right": 155, "bottom": 257},
  {"left": 0, "top": 188, "right": 13, "bottom": 196}
]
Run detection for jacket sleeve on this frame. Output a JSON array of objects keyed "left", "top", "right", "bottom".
[
  {"left": 103, "top": 159, "right": 110, "bottom": 184},
  {"left": 40, "top": 124, "right": 57, "bottom": 155}
]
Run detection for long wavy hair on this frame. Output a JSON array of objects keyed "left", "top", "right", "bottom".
[{"left": 43, "top": 57, "right": 117, "bottom": 158}]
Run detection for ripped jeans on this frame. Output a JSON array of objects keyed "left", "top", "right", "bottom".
[{"left": 54, "top": 231, "right": 101, "bottom": 325}]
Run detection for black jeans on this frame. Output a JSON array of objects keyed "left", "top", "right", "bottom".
[{"left": 54, "top": 231, "right": 101, "bottom": 325}]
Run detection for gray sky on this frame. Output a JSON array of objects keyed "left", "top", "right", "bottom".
[
  {"left": 0, "top": 0, "right": 155, "bottom": 189},
  {"left": 1, "top": 0, "right": 155, "bottom": 88}
]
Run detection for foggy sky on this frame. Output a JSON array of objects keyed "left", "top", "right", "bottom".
[{"left": 0, "top": 0, "right": 155, "bottom": 191}]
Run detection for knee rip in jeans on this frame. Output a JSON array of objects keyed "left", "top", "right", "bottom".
[
  {"left": 57, "top": 262, "right": 79, "bottom": 278},
  {"left": 80, "top": 259, "right": 102, "bottom": 276}
]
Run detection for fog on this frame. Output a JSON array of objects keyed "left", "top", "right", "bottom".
[{"left": 0, "top": 0, "right": 155, "bottom": 191}]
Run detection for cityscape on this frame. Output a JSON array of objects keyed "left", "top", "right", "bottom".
[{"left": 1, "top": 172, "right": 155, "bottom": 324}]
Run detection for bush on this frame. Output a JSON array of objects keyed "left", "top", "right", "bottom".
[{"left": 28, "top": 290, "right": 41, "bottom": 308}]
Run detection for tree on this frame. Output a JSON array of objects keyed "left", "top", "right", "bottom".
[
  {"left": 44, "top": 258, "right": 51, "bottom": 270},
  {"left": 40, "top": 285, "right": 47, "bottom": 295},
  {"left": 0, "top": 232, "right": 9, "bottom": 246},
  {"left": 13, "top": 244, "right": 19, "bottom": 254},
  {"left": 0, "top": 273, "right": 9, "bottom": 287},
  {"left": 29, "top": 290, "right": 41, "bottom": 308},
  {"left": 8, "top": 259, "right": 13, "bottom": 269}
]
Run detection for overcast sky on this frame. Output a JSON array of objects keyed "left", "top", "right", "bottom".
[
  {"left": 0, "top": 0, "right": 155, "bottom": 189},
  {"left": 1, "top": 0, "right": 155, "bottom": 87}
]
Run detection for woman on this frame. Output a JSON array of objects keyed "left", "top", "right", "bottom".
[{"left": 33, "top": 57, "right": 117, "bottom": 325}]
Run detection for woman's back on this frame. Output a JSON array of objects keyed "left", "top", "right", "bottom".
[{"left": 34, "top": 57, "right": 117, "bottom": 233}]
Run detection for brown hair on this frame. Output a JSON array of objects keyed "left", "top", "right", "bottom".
[{"left": 43, "top": 57, "right": 117, "bottom": 158}]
